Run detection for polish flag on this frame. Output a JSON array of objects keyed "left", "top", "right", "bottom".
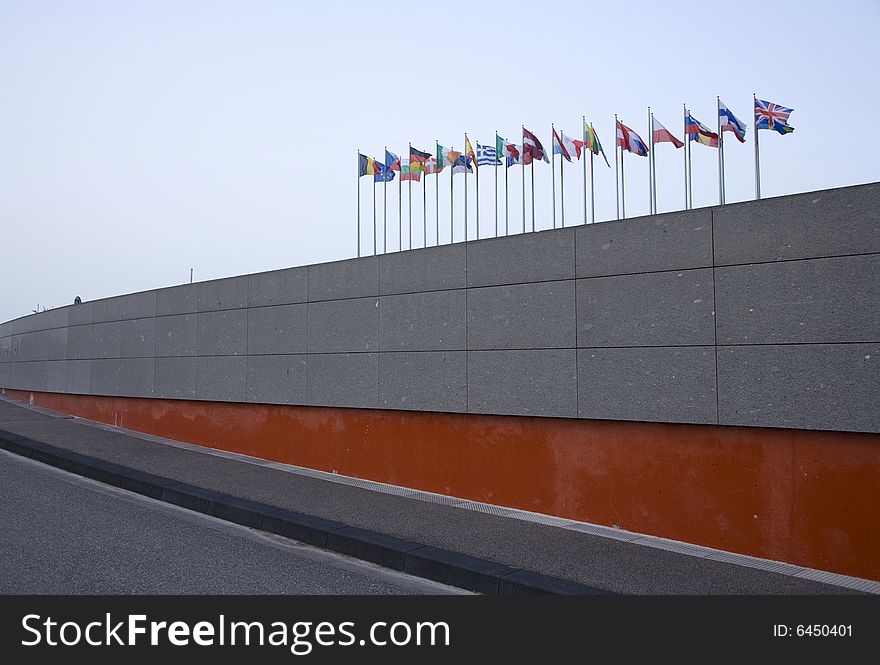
[{"left": 653, "top": 118, "right": 684, "bottom": 148}]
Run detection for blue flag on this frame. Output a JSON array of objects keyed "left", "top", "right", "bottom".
[{"left": 374, "top": 162, "right": 395, "bottom": 182}]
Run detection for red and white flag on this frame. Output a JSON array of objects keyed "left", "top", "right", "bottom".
[
  {"left": 552, "top": 128, "right": 581, "bottom": 162},
  {"left": 652, "top": 118, "right": 684, "bottom": 148},
  {"left": 522, "top": 127, "right": 550, "bottom": 164}
]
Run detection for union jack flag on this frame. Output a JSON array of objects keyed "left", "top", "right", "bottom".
[{"left": 755, "top": 98, "right": 794, "bottom": 135}]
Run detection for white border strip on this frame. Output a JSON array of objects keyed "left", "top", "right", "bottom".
[{"left": 2, "top": 394, "right": 877, "bottom": 594}]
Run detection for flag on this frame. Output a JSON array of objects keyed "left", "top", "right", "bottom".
[
  {"left": 424, "top": 157, "right": 442, "bottom": 174},
  {"left": 465, "top": 135, "right": 477, "bottom": 170},
  {"left": 755, "top": 98, "right": 794, "bottom": 135},
  {"left": 400, "top": 159, "right": 421, "bottom": 182},
  {"left": 652, "top": 118, "right": 684, "bottom": 148},
  {"left": 719, "top": 101, "right": 746, "bottom": 143},
  {"left": 584, "top": 122, "right": 611, "bottom": 167},
  {"left": 522, "top": 127, "right": 549, "bottom": 164},
  {"left": 374, "top": 161, "right": 395, "bottom": 182},
  {"left": 552, "top": 128, "right": 580, "bottom": 162},
  {"left": 441, "top": 146, "right": 462, "bottom": 167},
  {"left": 409, "top": 146, "right": 432, "bottom": 173},
  {"left": 358, "top": 153, "right": 380, "bottom": 177},
  {"left": 502, "top": 140, "right": 522, "bottom": 166},
  {"left": 477, "top": 143, "right": 501, "bottom": 166},
  {"left": 385, "top": 149, "right": 401, "bottom": 172},
  {"left": 685, "top": 114, "right": 719, "bottom": 147},
  {"left": 451, "top": 153, "right": 473, "bottom": 175},
  {"left": 616, "top": 120, "right": 649, "bottom": 156}
]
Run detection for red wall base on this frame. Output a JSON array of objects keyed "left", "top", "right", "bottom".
[{"left": 3, "top": 388, "right": 879, "bottom": 581}]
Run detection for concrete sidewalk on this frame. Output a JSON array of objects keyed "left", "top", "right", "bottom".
[{"left": 0, "top": 397, "right": 871, "bottom": 595}]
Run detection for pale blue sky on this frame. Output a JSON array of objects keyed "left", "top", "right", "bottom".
[{"left": 1, "top": 0, "right": 878, "bottom": 322}]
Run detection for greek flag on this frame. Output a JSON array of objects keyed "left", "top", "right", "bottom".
[{"left": 476, "top": 143, "right": 501, "bottom": 166}]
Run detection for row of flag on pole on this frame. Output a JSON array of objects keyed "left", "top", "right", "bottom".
[{"left": 356, "top": 96, "right": 795, "bottom": 256}]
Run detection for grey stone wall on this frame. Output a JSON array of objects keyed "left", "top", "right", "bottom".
[{"left": 2, "top": 182, "right": 878, "bottom": 433}]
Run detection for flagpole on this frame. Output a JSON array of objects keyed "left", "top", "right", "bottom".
[
  {"left": 530, "top": 161, "right": 535, "bottom": 232},
  {"left": 423, "top": 159, "right": 427, "bottom": 248},
  {"left": 450, "top": 146, "right": 454, "bottom": 243},
  {"left": 464, "top": 134, "right": 468, "bottom": 242},
  {"left": 614, "top": 115, "right": 619, "bottom": 220},
  {"left": 494, "top": 132, "right": 499, "bottom": 238},
  {"left": 521, "top": 126, "right": 526, "bottom": 234},
  {"left": 383, "top": 145, "right": 388, "bottom": 251},
  {"left": 582, "top": 117, "right": 587, "bottom": 225},
  {"left": 475, "top": 140, "right": 480, "bottom": 240},
  {"left": 589, "top": 123, "right": 596, "bottom": 223},
  {"left": 435, "top": 140, "right": 440, "bottom": 246},
  {"left": 685, "top": 107, "right": 693, "bottom": 210},
  {"left": 647, "top": 106, "right": 653, "bottom": 215},
  {"left": 398, "top": 157, "right": 402, "bottom": 251},
  {"left": 551, "top": 124, "right": 556, "bottom": 229},
  {"left": 372, "top": 168, "right": 377, "bottom": 256},
  {"left": 560, "top": 133, "right": 565, "bottom": 227},
  {"left": 754, "top": 93, "right": 761, "bottom": 200},
  {"left": 621, "top": 146, "right": 626, "bottom": 219},
  {"left": 683, "top": 105, "right": 688, "bottom": 210},
  {"left": 408, "top": 143, "right": 412, "bottom": 249},
  {"left": 357, "top": 150, "right": 361, "bottom": 258},
  {"left": 717, "top": 98, "right": 723, "bottom": 205},
  {"left": 650, "top": 113, "right": 658, "bottom": 214}
]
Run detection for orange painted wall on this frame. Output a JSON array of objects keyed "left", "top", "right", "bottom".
[{"left": 3, "top": 388, "right": 879, "bottom": 581}]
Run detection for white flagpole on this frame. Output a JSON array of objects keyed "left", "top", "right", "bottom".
[
  {"left": 422, "top": 154, "right": 426, "bottom": 248},
  {"left": 621, "top": 145, "right": 626, "bottom": 219},
  {"left": 754, "top": 93, "right": 761, "bottom": 200},
  {"left": 717, "top": 98, "right": 724, "bottom": 205},
  {"left": 494, "top": 132, "right": 499, "bottom": 238},
  {"left": 614, "top": 115, "right": 620, "bottom": 220},
  {"left": 435, "top": 140, "right": 439, "bottom": 246},
  {"left": 683, "top": 105, "right": 688, "bottom": 210},
  {"left": 464, "top": 134, "right": 468, "bottom": 241},
  {"left": 504, "top": 139, "right": 510, "bottom": 236},
  {"left": 357, "top": 150, "right": 361, "bottom": 257},
  {"left": 530, "top": 160, "right": 535, "bottom": 233},
  {"left": 398, "top": 155, "right": 402, "bottom": 251},
  {"left": 582, "top": 116, "right": 587, "bottom": 225},
  {"left": 476, "top": 141, "right": 480, "bottom": 240},
  {"left": 650, "top": 113, "right": 658, "bottom": 213},
  {"left": 560, "top": 133, "right": 565, "bottom": 227},
  {"left": 383, "top": 145, "right": 388, "bottom": 251},
  {"left": 408, "top": 143, "right": 412, "bottom": 249},
  {"left": 521, "top": 126, "right": 526, "bottom": 233},
  {"left": 372, "top": 166, "right": 377, "bottom": 256},
  {"left": 450, "top": 147, "right": 454, "bottom": 243},
  {"left": 590, "top": 123, "right": 596, "bottom": 223},
  {"left": 686, "top": 107, "right": 693, "bottom": 210},
  {"left": 551, "top": 124, "right": 557, "bottom": 229},
  {"left": 647, "top": 106, "right": 653, "bottom": 215}
]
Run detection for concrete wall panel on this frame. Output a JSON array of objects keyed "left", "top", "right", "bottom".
[
  {"left": 246, "top": 354, "right": 307, "bottom": 404},
  {"left": 155, "top": 314, "right": 197, "bottom": 357},
  {"left": 48, "top": 327, "right": 68, "bottom": 361},
  {"left": 466, "top": 229, "right": 575, "bottom": 287},
  {"left": 714, "top": 183, "right": 880, "bottom": 265},
  {"left": 716, "top": 255, "right": 879, "bottom": 345},
  {"left": 156, "top": 284, "right": 198, "bottom": 316},
  {"left": 247, "top": 303, "right": 307, "bottom": 355},
  {"left": 468, "top": 349, "right": 577, "bottom": 418},
  {"left": 379, "top": 351, "right": 466, "bottom": 412},
  {"left": 468, "top": 281, "right": 575, "bottom": 350},
  {"left": 47, "top": 360, "right": 67, "bottom": 392},
  {"left": 379, "top": 290, "right": 466, "bottom": 351},
  {"left": 91, "top": 358, "right": 154, "bottom": 397},
  {"left": 196, "top": 356, "right": 246, "bottom": 402},
  {"left": 91, "top": 297, "right": 122, "bottom": 323},
  {"left": 576, "top": 208, "right": 713, "bottom": 278},
  {"left": 120, "top": 291, "right": 157, "bottom": 320},
  {"left": 120, "top": 318, "right": 156, "bottom": 358},
  {"left": 577, "top": 269, "right": 715, "bottom": 347},
  {"left": 247, "top": 267, "right": 308, "bottom": 307},
  {"left": 308, "top": 256, "right": 379, "bottom": 301},
  {"left": 717, "top": 344, "right": 879, "bottom": 432},
  {"left": 68, "top": 323, "right": 121, "bottom": 360},
  {"left": 198, "top": 276, "right": 249, "bottom": 312},
  {"left": 380, "top": 244, "right": 466, "bottom": 295},
  {"left": 65, "top": 360, "right": 92, "bottom": 394},
  {"left": 307, "top": 353, "right": 377, "bottom": 409},
  {"left": 577, "top": 347, "right": 717, "bottom": 424},
  {"left": 68, "top": 302, "right": 93, "bottom": 326},
  {"left": 196, "top": 310, "right": 247, "bottom": 356},
  {"left": 307, "top": 298, "right": 377, "bottom": 353},
  {"left": 155, "top": 357, "right": 197, "bottom": 400}
]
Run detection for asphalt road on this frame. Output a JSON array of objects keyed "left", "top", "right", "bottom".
[{"left": 0, "top": 450, "right": 465, "bottom": 595}]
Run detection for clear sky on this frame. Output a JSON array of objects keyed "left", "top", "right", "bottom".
[{"left": 1, "top": 0, "right": 878, "bottom": 323}]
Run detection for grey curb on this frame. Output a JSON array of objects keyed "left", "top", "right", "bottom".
[{"left": 0, "top": 428, "right": 613, "bottom": 596}]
